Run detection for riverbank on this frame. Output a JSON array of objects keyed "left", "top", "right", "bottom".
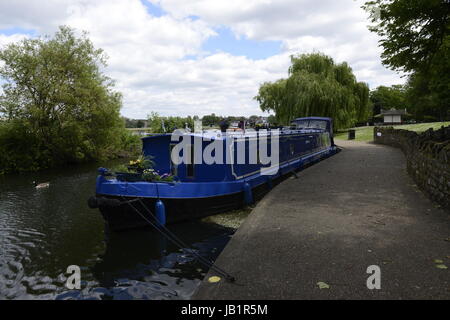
[
  {"left": 0, "top": 119, "right": 141, "bottom": 175},
  {"left": 194, "top": 140, "right": 449, "bottom": 299}
]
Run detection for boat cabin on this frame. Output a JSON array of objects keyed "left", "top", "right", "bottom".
[{"left": 141, "top": 117, "right": 334, "bottom": 183}]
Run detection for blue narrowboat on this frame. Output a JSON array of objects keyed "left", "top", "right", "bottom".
[{"left": 88, "top": 117, "right": 338, "bottom": 231}]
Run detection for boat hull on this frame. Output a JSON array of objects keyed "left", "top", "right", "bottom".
[
  {"left": 93, "top": 148, "right": 336, "bottom": 231},
  {"left": 96, "top": 178, "right": 276, "bottom": 231}
]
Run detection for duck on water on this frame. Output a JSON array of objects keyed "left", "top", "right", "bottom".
[
  {"left": 34, "top": 181, "right": 50, "bottom": 189},
  {"left": 88, "top": 117, "right": 338, "bottom": 231}
]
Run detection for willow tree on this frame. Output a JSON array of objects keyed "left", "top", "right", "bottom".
[{"left": 255, "top": 53, "right": 370, "bottom": 130}]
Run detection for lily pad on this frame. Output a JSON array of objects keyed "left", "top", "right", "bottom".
[{"left": 317, "top": 281, "right": 330, "bottom": 289}]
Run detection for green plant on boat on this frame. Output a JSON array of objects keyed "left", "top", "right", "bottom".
[
  {"left": 112, "top": 164, "right": 132, "bottom": 173},
  {"left": 127, "top": 154, "right": 155, "bottom": 172},
  {"left": 142, "top": 168, "right": 175, "bottom": 182},
  {"left": 113, "top": 154, "right": 175, "bottom": 182}
]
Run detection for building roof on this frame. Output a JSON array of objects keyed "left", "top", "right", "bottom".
[{"left": 380, "top": 108, "right": 407, "bottom": 116}]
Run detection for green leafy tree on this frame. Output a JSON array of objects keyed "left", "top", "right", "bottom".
[
  {"left": 255, "top": 53, "right": 370, "bottom": 130},
  {"left": 148, "top": 112, "right": 194, "bottom": 133},
  {"left": 136, "top": 119, "right": 145, "bottom": 128},
  {"left": 248, "top": 115, "right": 260, "bottom": 125},
  {"left": 202, "top": 113, "right": 221, "bottom": 127},
  {"left": 0, "top": 26, "right": 136, "bottom": 172},
  {"left": 405, "top": 68, "right": 447, "bottom": 121},
  {"left": 370, "top": 85, "right": 407, "bottom": 115},
  {"left": 267, "top": 114, "right": 279, "bottom": 126},
  {"left": 226, "top": 116, "right": 246, "bottom": 124},
  {"left": 363, "top": 0, "right": 450, "bottom": 73},
  {"left": 363, "top": 0, "right": 450, "bottom": 121}
]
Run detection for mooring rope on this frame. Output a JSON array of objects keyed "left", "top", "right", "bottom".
[{"left": 120, "top": 196, "right": 236, "bottom": 283}]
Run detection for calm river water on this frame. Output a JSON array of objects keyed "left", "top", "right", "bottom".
[{"left": 0, "top": 160, "right": 236, "bottom": 300}]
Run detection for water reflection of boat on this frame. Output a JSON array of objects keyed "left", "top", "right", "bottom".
[
  {"left": 91, "top": 221, "right": 233, "bottom": 290},
  {"left": 88, "top": 117, "right": 338, "bottom": 231}
]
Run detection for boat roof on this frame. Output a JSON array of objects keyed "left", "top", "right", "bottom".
[
  {"left": 142, "top": 128, "right": 325, "bottom": 141},
  {"left": 141, "top": 117, "right": 332, "bottom": 141},
  {"left": 292, "top": 117, "right": 332, "bottom": 122}
]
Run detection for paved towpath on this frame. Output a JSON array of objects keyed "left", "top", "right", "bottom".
[{"left": 194, "top": 141, "right": 449, "bottom": 299}]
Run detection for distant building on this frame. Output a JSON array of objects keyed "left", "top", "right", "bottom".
[
  {"left": 255, "top": 116, "right": 268, "bottom": 125},
  {"left": 230, "top": 121, "right": 239, "bottom": 128},
  {"left": 135, "top": 119, "right": 148, "bottom": 128},
  {"left": 379, "top": 109, "right": 407, "bottom": 124}
]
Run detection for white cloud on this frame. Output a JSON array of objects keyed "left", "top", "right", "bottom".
[
  {"left": 0, "top": 0, "right": 79, "bottom": 32},
  {"left": 0, "top": 33, "right": 29, "bottom": 48},
  {"left": 119, "top": 52, "right": 291, "bottom": 117},
  {"left": 0, "top": 0, "right": 404, "bottom": 118},
  {"left": 152, "top": 0, "right": 404, "bottom": 86}
]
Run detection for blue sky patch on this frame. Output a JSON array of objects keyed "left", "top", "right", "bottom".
[
  {"left": 202, "top": 27, "right": 282, "bottom": 60},
  {"left": 187, "top": 15, "right": 201, "bottom": 21},
  {"left": 141, "top": 0, "right": 165, "bottom": 17},
  {"left": 0, "top": 27, "right": 35, "bottom": 36}
]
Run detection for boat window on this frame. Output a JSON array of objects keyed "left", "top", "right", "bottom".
[
  {"left": 170, "top": 144, "right": 178, "bottom": 177},
  {"left": 186, "top": 144, "right": 195, "bottom": 178},
  {"left": 293, "top": 119, "right": 328, "bottom": 130},
  {"left": 257, "top": 140, "right": 263, "bottom": 165},
  {"left": 322, "top": 133, "right": 331, "bottom": 147},
  {"left": 294, "top": 120, "right": 309, "bottom": 129},
  {"left": 308, "top": 120, "right": 327, "bottom": 130}
]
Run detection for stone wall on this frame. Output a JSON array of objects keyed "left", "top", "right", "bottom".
[{"left": 374, "top": 126, "right": 450, "bottom": 209}]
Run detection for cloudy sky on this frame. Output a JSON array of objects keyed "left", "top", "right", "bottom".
[{"left": 0, "top": 0, "right": 404, "bottom": 119}]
